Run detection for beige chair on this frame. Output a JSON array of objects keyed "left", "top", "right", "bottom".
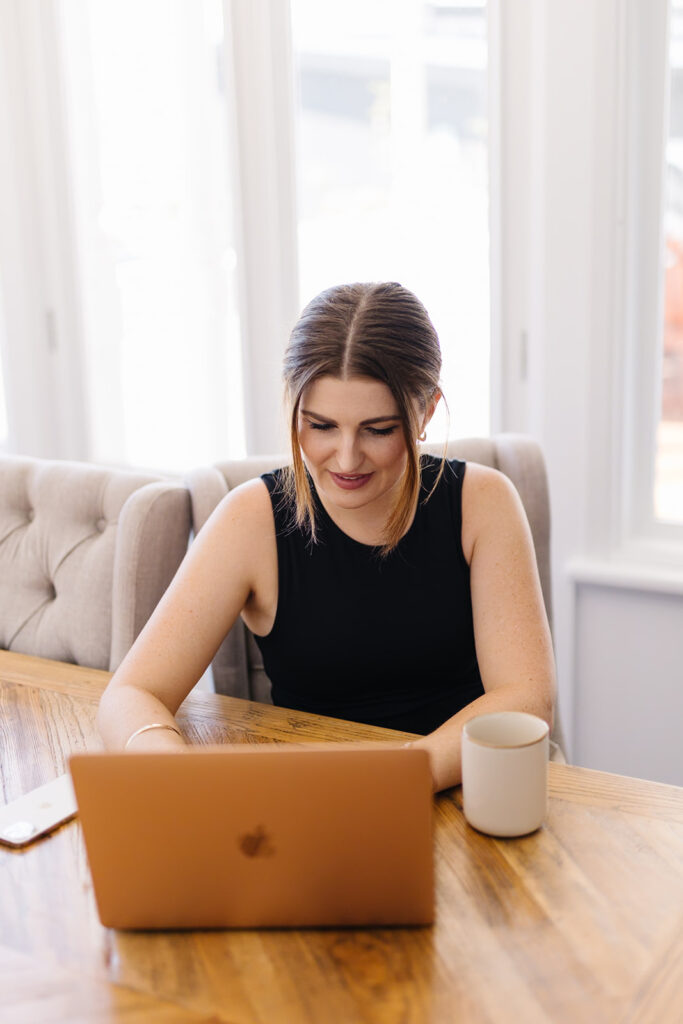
[
  {"left": 187, "top": 435, "right": 566, "bottom": 759},
  {"left": 0, "top": 455, "right": 191, "bottom": 671}
]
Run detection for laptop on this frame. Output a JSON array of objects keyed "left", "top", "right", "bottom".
[{"left": 69, "top": 744, "right": 434, "bottom": 930}]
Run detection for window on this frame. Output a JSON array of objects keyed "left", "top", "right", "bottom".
[
  {"left": 0, "top": 0, "right": 492, "bottom": 464},
  {"left": 291, "top": 0, "right": 490, "bottom": 440},
  {"left": 608, "top": 0, "right": 683, "bottom": 557},
  {"left": 58, "top": 0, "right": 245, "bottom": 470},
  {"left": 658, "top": 0, "right": 683, "bottom": 523}
]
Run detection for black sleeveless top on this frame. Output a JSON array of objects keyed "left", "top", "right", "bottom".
[{"left": 253, "top": 456, "right": 484, "bottom": 735}]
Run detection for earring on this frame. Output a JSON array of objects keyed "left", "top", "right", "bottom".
[{"left": 417, "top": 431, "right": 427, "bottom": 443}]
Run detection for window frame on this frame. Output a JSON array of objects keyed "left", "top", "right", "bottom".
[
  {"left": 222, "top": 0, "right": 300, "bottom": 455},
  {"left": 610, "top": 0, "right": 683, "bottom": 569},
  {"left": 617, "top": 0, "right": 683, "bottom": 561},
  {"left": 496, "top": 0, "right": 683, "bottom": 569}
]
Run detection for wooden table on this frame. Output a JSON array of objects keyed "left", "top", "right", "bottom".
[{"left": 1, "top": 651, "right": 682, "bottom": 1024}]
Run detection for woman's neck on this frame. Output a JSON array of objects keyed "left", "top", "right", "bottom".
[{"left": 314, "top": 481, "right": 415, "bottom": 548}]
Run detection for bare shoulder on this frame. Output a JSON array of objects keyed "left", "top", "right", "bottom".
[
  {"left": 202, "top": 476, "right": 274, "bottom": 539},
  {"left": 185, "top": 476, "right": 277, "bottom": 591},
  {"left": 461, "top": 462, "right": 520, "bottom": 510},
  {"left": 460, "top": 463, "right": 527, "bottom": 563}
]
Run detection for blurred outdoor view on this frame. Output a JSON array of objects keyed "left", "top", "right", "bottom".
[{"left": 292, "top": 0, "right": 490, "bottom": 442}]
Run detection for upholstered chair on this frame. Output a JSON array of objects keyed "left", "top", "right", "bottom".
[
  {"left": 0, "top": 455, "right": 191, "bottom": 671},
  {"left": 186, "top": 435, "right": 566, "bottom": 760}
]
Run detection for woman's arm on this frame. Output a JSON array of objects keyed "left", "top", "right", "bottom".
[
  {"left": 96, "top": 478, "right": 276, "bottom": 751},
  {"left": 412, "top": 464, "right": 556, "bottom": 792}
]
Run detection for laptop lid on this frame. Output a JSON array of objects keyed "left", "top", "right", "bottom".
[{"left": 69, "top": 744, "right": 434, "bottom": 930}]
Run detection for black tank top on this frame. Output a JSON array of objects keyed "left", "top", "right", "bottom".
[{"left": 254, "top": 456, "right": 484, "bottom": 735}]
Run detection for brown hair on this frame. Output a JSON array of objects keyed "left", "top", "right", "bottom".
[{"left": 282, "top": 281, "right": 444, "bottom": 554}]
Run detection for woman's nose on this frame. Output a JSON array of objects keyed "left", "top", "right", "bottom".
[{"left": 335, "top": 432, "right": 363, "bottom": 471}]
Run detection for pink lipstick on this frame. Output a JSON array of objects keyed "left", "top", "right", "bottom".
[{"left": 329, "top": 471, "right": 373, "bottom": 491}]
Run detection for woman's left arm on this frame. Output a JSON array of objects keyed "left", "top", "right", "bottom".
[{"left": 412, "top": 463, "right": 557, "bottom": 793}]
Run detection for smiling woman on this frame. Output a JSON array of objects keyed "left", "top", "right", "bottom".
[
  {"left": 300, "top": 376, "right": 408, "bottom": 513},
  {"left": 297, "top": 375, "right": 425, "bottom": 548},
  {"left": 282, "top": 282, "right": 443, "bottom": 551},
  {"left": 97, "top": 281, "right": 556, "bottom": 792}
]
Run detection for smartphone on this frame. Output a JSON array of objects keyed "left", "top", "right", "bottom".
[{"left": 0, "top": 773, "right": 78, "bottom": 847}]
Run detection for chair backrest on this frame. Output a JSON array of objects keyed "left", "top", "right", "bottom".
[
  {"left": 187, "top": 434, "right": 565, "bottom": 757},
  {"left": 0, "top": 455, "right": 191, "bottom": 671}
]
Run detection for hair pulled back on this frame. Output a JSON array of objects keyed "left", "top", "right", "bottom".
[{"left": 283, "top": 281, "right": 444, "bottom": 554}]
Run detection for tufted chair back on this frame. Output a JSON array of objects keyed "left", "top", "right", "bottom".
[
  {"left": 0, "top": 455, "right": 191, "bottom": 671},
  {"left": 186, "top": 434, "right": 566, "bottom": 761}
]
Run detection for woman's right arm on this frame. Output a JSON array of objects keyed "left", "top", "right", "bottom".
[{"left": 96, "top": 478, "right": 275, "bottom": 751}]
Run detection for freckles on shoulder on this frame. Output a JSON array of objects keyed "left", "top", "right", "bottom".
[
  {"left": 215, "top": 476, "right": 274, "bottom": 525},
  {"left": 198, "top": 477, "right": 277, "bottom": 566},
  {"left": 460, "top": 463, "right": 522, "bottom": 561}
]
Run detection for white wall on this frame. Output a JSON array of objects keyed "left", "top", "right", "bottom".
[{"left": 574, "top": 582, "right": 683, "bottom": 786}]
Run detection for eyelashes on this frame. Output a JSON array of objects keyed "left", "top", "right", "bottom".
[
  {"left": 307, "top": 422, "right": 398, "bottom": 437},
  {"left": 366, "top": 426, "right": 398, "bottom": 436}
]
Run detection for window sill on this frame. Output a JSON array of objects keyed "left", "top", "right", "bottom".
[{"left": 566, "top": 556, "right": 683, "bottom": 596}]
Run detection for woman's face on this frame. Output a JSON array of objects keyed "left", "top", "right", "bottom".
[{"left": 297, "top": 375, "right": 412, "bottom": 519}]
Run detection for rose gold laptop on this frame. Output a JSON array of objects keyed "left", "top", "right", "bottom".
[{"left": 69, "top": 744, "right": 434, "bottom": 930}]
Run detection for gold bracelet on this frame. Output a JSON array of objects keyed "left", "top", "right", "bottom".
[{"left": 124, "top": 723, "right": 182, "bottom": 750}]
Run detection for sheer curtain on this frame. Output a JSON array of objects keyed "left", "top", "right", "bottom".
[{"left": 58, "top": 0, "right": 245, "bottom": 470}]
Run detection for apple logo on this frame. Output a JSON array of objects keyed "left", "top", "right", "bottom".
[{"left": 238, "top": 825, "right": 275, "bottom": 858}]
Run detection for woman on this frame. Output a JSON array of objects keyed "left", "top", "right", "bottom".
[{"left": 97, "top": 282, "right": 556, "bottom": 792}]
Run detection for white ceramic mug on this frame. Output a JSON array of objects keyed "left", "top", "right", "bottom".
[{"left": 461, "top": 712, "right": 549, "bottom": 837}]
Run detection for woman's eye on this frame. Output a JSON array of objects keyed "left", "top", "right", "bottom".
[{"left": 305, "top": 421, "right": 397, "bottom": 436}]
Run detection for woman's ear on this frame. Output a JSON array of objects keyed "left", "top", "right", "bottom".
[{"left": 421, "top": 389, "right": 442, "bottom": 432}]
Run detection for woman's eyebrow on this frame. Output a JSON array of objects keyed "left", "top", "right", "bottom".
[
  {"left": 301, "top": 410, "right": 401, "bottom": 426},
  {"left": 359, "top": 416, "right": 401, "bottom": 425}
]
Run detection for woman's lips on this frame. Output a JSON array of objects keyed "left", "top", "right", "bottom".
[{"left": 329, "top": 471, "right": 373, "bottom": 491}]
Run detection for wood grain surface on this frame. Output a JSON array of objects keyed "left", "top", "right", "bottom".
[
  {"left": 0, "top": 945, "right": 220, "bottom": 1023},
  {"left": 1, "top": 651, "right": 682, "bottom": 1024}
]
